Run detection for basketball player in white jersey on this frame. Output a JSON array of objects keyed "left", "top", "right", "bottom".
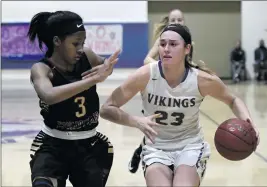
[
  {"left": 100, "top": 24, "right": 259, "bottom": 186},
  {"left": 128, "top": 8, "right": 194, "bottom": 174}
]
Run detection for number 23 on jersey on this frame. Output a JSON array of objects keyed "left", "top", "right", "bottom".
[{"left": 154, "top": 110, "right": 185, "bottom": 126}]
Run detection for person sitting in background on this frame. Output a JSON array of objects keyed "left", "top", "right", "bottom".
[
  {"left": 254, "top": 39, "right": 267, "bottom": 81},
  {"left": 230, "top": 40, "right": 246, "bottom": 83}
]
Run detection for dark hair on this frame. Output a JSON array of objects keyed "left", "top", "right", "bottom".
[
  {"left": 161, "top": 24, "right": 214, "bottom": 75},
  {"left": 27, "top": 11, "right": 84, "bottom": 57}
]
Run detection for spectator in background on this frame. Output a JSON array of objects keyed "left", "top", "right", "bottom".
[
  {"left": 230, "top": 40, "right": 246, "bottom": 83},
  {"left": 144, "top": 9, "right": 189, "bottom": 65},
  {"left": 254, "top": 39, "right": 267, "bottom": 81}
]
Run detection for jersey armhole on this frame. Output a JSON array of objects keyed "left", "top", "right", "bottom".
[
  {"left": 195, "top": 68, "right": 205, "bottom": 99},
  {"left": 140, "top": 61, "right": 159, "bottom": 97}
]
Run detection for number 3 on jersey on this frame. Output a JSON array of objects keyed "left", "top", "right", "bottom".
[
  {"left": 74, "top": 97, "right": 86, "bottom": 118},
  {"left": 155, "top": 111, "right": 185, "bottom": 126}
]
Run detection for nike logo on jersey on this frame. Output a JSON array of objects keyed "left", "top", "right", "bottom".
[
  {"left": 147, "top": 93, "right": 196, "bottom": 108},
  {"left": 91, "top": 140, "right": 98, "bottom": 146},
  {"left": 77, "top": 24, "right": 83, "bottom": 28}
]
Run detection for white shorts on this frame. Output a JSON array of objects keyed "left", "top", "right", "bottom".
[{"left": 141, "top": 142, "right": 211, "bottom": 181}]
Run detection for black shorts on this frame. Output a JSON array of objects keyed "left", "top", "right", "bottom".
[{"left": 29, "top": 131, "right": 114, "bottom": 187}]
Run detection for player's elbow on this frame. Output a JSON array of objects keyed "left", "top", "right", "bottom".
[
  {"left": 40, "top": 95, "right": 56, "bottom": 105},
  {"left": 100, "top": 103, "right": 111, "bottom": 120},
  {"left": 100, "top": 102, "right": 119, "bottom": 121},
  {"left": 38, "top": 91, "right": 58, "bottom": 105}
]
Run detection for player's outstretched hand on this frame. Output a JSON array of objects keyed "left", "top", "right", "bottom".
[{"left": 81, "top": 49, "right": 121, "bottom": 82}]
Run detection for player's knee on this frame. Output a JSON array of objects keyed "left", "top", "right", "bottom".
[
  {"left": 173, "top": 165, "right": 200, "bottom": 187},
  {"left": 32, "top": 177, "right": 54, "bottom": 187}
]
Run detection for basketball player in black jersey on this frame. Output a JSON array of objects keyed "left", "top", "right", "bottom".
[{"left": 27, "top": 11, "right": 120, "bottom": 187}]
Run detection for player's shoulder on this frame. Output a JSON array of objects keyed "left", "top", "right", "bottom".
[
  {"left": 197, "top": 69, "right": 223, "bottom": 96},
  {"left": 31, "top": 61, "right": 53, "bottom": 80},
  {"left": 31, "top": 61, "right": 50, "bottom": 73},
  {"left": 121, "top": 62, "right": 152, "bottom": 91},
  {"left": 138, "top": 61, "right": 160, "bottom": 79},
  {"left": 197, "top": 69, "right": 219, "bottom": 83},
  {"left": 134, "top": 62, "right": 152, "bottom": 76}
]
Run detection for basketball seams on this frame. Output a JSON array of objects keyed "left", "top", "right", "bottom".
[
  {"left": 214, "top": 140, "right": 252, "bottom": 153},
  {"left": 217, "top": 127, "right": 253, "bottom": 145}
]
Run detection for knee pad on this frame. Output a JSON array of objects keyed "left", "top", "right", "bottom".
[{"left": 32, "top": 177, "right": 54, "bottom": 187}]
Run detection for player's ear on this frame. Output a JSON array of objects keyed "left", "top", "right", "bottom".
[
  {"left": 185, "top": 44, "right": 191, "bottom": 55},
  {"left": 53, "top": 36, "right": 61, "bottom": 46}
]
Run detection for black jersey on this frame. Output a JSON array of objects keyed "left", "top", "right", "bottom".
[{"left": 38, "top": 53, "right": 100, "bottom": 132}]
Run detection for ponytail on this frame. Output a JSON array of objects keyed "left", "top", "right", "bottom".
[
  {"left": 27, "top": 12, "right": 53, "bottom": 56},
  {"left": 183, "top": 41, "right": 214, "bottom": 75},
  {"left": 153, "top": 16, "right": 169, "bottom": 42},
  {"left": 27, "top": 11, "right": 84, "bottom": 58},
  {"left": 185, "top": 56, "right": 215, "bottom": 75}
]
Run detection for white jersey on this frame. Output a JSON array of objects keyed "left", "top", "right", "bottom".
[{"left": 141, "top": 61, "right": 205, "bottom": 151}]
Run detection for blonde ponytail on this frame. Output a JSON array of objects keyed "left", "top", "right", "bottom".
[
  {"left": 185, "top": 56, "right": 215, "bottom": 75},
  {"left": 153, "top": 16, "right": 169, "bottom": 42}
]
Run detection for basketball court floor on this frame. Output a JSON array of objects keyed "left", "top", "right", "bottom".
[{"left": 2, "top": 69, "right": 267, "bottom": 186}]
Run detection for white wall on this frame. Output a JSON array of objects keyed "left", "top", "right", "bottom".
[
  {"left": 2, "top": 1, "right": 148, "bottom": 23},
  {"left": 242, "top": 1, "right": 267, "bottom": 78}
]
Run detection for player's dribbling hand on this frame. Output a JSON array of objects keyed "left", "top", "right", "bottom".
[
  {"left": 135, "top": 113, "right": 161, "bottom": 144},
  {"left": 246, "top": 118, "right": 260, "bottom": 147},
  {"left": 81, "top": 49, "right": 121, "bottom": 82}
]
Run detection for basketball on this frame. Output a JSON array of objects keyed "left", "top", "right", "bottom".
[{"left": 214, "top": 118, "right": 258, "bottom": 161}]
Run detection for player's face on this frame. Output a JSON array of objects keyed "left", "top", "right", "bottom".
[
  {"left": 168, "top": 10, "right": 184, "bottom": 25},
  {"left": 59, "top": 31, "right": 86, "bottom": 65},
  {"left": 159, "top": 31, "right": 191, "bottom": 66}
]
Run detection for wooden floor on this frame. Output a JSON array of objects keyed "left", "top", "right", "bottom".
[{"left": 2, "top": 80, "right": 267, "bottom": 186}]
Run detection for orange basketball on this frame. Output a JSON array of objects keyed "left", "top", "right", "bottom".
[{"left": 214, "top": 118, "right": 258, "bottom": 161}]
